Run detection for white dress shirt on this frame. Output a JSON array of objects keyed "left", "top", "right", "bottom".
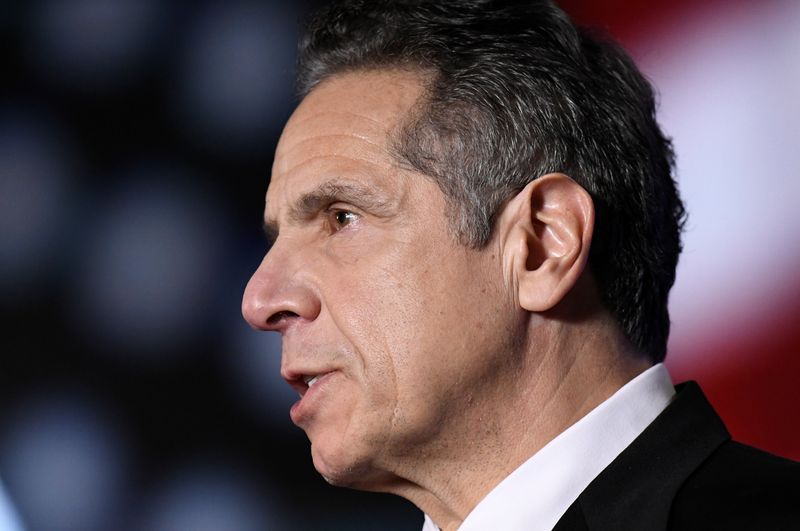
[{"left": 422, "top": 363, "right": 675, "bottom": 531}]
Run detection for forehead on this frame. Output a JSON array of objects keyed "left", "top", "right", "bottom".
[
  {"left": 284, "top": 69, "right": 425, "bottom": 142},
  {"left": 267, "top": 69, "right": 427, "bottom": 217}
]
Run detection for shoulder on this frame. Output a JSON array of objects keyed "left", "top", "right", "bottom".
[{"left": 668, "top": 441, "right": 800, "bottom": 530}]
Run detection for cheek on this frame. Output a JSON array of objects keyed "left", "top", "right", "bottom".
[
  {"left": 340, "top": 269, "right": 461, "bottom": 411},
  {"left": 317, "top": 234, "right": 505, "bottom": 424},
  {"left": 321, "top": 259, "right": 431, "bottom": 420}
]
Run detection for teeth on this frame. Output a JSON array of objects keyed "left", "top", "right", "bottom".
[{"left": 303, "top": 375, "right": 319, "bottom": 387}]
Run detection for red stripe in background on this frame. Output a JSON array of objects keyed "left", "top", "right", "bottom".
[
  {"left": 560, "top": 0, "right": 800, "bottom": 461},
  {"left": 559, "top": 0, "right": 743, "bottom": 47},
  {"left": 669, "top": 292, "right": 800, "bottom": 461}
]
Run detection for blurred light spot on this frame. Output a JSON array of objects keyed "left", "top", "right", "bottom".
[
  {"left": 173, "top": 3, "right": 298, "bottom": 151},
  {"left": 71, "top": 167, "right": 227, "bottom": 359},
  {"left": 216, "top": 245, "right": 297, "bottom": 428},
  {"left": 0, "top": 111, "right": 75, "bottom": 296},
  {"left": 0, "top": 391, "right": 129, "bottom": 531},
  {"left": 28, "top": 0, "right": 164, "bottom": 90},
  {"left": 135, "top": 462, "right": 282, "bottom": 531},
  {"left": 0, "top": 479, "right": 26, "bottom": 531},
  {"left": 226, "top": 318, "right": 297, "bottom": 427}
]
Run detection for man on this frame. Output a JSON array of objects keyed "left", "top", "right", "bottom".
[{"left": 242, "top": 1, "right": 799, "bottom": 529}]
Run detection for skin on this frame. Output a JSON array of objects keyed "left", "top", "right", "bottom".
[{"left": 242, "top": 69, "right": 652, "bottom": 530}]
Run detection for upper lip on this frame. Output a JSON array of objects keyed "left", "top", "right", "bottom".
[{"left": 282, "top": 367, "right": 334, "bottom": 397}]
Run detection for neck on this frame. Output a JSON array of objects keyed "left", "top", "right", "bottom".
[{"left": 380, "top": 314, "right": 652, "bottom": 531}]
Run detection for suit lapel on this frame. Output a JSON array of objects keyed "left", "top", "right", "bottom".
[
  {"left": 553, "top": 382, "right": 729, "bottom": 531},
  {"left": 553, "top": 498, "right": 589, "bottom": 531}
]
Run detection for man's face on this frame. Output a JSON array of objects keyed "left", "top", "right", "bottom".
[{"left": 242, "top": 70, "right": 517, "bottom": 488}]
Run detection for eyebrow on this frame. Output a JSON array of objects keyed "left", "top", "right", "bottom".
[{"left": 263, "top": 179, "right": 392, "bottom": 245}]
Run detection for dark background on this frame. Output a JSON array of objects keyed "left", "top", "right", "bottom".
[{"left": 1, "top": 1, "right": 798, "bottom": 530}]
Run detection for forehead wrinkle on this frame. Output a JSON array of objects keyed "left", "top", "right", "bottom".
[
  {"left": 275, "top": 136, "right": 390, "bottom": 175},
  {"left": 286, "top": 110, "right": 391, "bottom": 134},
  {"left": 280, "top": 132, "right": 386, "bottom": 155},
  {"left": 278, "top": 154, "right": 391, "bottom": 183}
]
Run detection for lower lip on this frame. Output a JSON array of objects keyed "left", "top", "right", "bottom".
[{"left": 290, "top": 371, "right": 336, "bottom": 425}]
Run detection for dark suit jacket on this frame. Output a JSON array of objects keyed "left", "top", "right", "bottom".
[{"left": 552, "top": 382, "right": 800, "bottom": 531}]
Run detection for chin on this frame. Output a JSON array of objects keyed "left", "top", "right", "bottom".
[{"left": 309, "top": 436, "right": 390, "bottom": 490}]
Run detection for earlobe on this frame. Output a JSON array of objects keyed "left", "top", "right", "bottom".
[{"left": 503, "top": 173, "right": 594, "bottom": 312}]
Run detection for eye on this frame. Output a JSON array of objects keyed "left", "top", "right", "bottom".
[{"left": 330, "top": 209, "right": 359, "bottom": 230}]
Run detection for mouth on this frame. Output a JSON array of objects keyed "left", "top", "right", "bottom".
[
  {"left": 284, "top": 370, "right": 337, "bottom": 425},
  {"left": 285, "top": 371, "right": 334, "bottom": 397}
]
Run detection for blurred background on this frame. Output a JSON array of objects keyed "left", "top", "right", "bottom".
[{"left": 0, "top": 0, "right": 798, "bottom": 529}]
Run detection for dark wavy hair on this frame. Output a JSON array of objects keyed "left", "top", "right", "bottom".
[{"left": 295, "top": 0, "right": 686, "bottom": 363}]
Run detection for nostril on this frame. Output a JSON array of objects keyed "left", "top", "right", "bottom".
[{"left": 267, "top": 310, "right": 299, "bottom": 327}]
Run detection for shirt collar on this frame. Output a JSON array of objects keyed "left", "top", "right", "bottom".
[{"left": 422, "top": 363, "right": 675, "bottom": 531}]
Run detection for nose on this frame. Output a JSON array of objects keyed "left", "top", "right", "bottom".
[{"left": 242, "top": 247, "right": 321, "bottom": 333}]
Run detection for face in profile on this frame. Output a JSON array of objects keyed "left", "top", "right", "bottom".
[{"left": 242, "top": 69, "right": 517, "bottom": 489}]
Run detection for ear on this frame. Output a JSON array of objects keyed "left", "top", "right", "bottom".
[{"left": 499, "top": 173, "right": 594, "bottom": 312}]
